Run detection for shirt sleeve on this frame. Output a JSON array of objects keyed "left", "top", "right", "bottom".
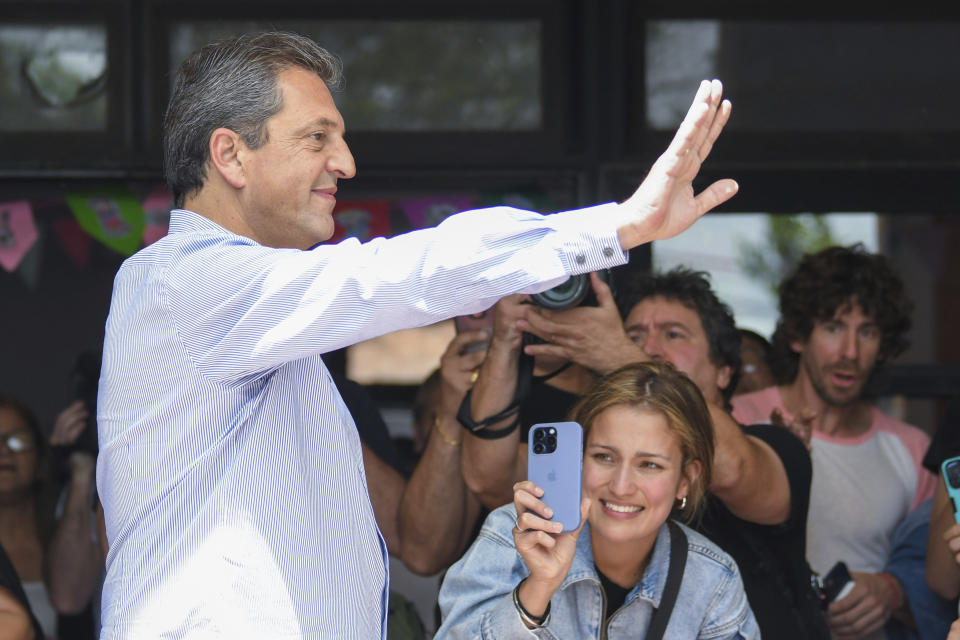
[
  {"left": 162, "top": 204, "right": 627, "bottom": 386},
  {"left": 743, "top": 424, "right": 812, "bottom": 535},
  {"left": 436, "top": 507, "right": 556, "bottom": 640},
  {"left": 699, "top": 561, "right": 761, "bottom": 640}
]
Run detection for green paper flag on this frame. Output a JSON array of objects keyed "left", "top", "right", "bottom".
[{"left": 65, "top": 188, "right": 146, "bottom": 256}]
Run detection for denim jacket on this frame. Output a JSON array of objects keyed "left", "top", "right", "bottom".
[{"left": 436, "top": 505, "right": 759, "bottom": 639}]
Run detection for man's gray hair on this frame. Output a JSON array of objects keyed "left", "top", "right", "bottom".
[{"left": 163, "top": 31, "right": 342, "bottom": 208}]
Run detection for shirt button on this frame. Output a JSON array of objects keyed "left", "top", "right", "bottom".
[
  {"left": 602, "top": 247, "right": 614, "bottom": 258},
  {"left": 575, "top": 254, "right": 586, "bottom": 265}
]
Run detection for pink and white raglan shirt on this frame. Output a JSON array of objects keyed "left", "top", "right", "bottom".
[{"left": 732, "top": 387, "right": 936, "bottom": 578}]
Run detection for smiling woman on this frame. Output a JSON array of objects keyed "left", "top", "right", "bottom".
[
  {"left": 435, "top": 362, "right": 759, "bottom": 639},
  {"left": 0, "top": 396, "right": 55, "bottom": 640}
]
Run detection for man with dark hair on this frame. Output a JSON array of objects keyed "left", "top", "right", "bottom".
[
  {"left": 615, "top": 267, "right": 828, "bottom": 640},
  {"left": 464, "top": 266, "right": 828, "bottom": 639},
  {"left": 96, "top": 30, "right": 736, "bottom": 638},
  {"left": 733, "top": 244, "right": 937, "bottom": 640},
  {"left": 616, "top": 267, "right": 742, "bottom": 407}
]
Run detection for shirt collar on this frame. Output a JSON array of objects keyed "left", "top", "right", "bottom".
[
  {"left": 168, "top": 209, "right": 236, "bottom": 236},
  {"left": 563, "top": 519, "right": 674, "bottom": 608}
]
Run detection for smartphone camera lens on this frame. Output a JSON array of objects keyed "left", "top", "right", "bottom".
[
  {"left": 947, "top": 460, "right": 960, "bottom": 487},
  {"left": 533, "top": 442, "right": 546, "bottom": 455},
  {"left": 533, "top": 428, "right": 545, "bottom": 442}
]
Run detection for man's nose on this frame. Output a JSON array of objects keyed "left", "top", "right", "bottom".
[
  {"left": 642, "top": 335, "right": 666, "bottom": 359},
  {"left": 842, "top": 330, "right": 860, "bottom": 361},
  {"left": 327, "top": 139, "right": 356, "bottom": 179}
]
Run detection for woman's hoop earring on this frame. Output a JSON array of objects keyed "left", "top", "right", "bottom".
[{"left": 678, "top": 496, "right": 687, "bottom": 511}]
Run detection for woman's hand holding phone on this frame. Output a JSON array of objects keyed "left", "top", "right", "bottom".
[{"left": 511, "top": 480, "right": 590, "bottom": 619}]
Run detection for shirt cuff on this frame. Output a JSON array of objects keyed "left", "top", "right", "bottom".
[{"left": 549, "top": 202, "right": 629, "bottom": 275}]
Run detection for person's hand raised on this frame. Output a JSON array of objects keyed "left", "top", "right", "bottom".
[
  {"left": 437, "top": 330, "right": 489, "bottom": 420},
  {"left": 770, "top": 407, "right": 817, "bottom": 451},
  {"left": 511, "top": 480, "right": 590, "bottom": 619},
  {"left": 616, "top": 79, "right": 737, "bottom": 251},
  {"left": 520, "top": 273, "right": 646, "bottom": 375},
  {"left": 489, "top": 294, "right": 530, "bottom": 353}
]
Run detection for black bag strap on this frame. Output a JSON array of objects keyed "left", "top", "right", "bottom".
[{"left": 645, "top": 520, "right": 688, "bottom": 640}]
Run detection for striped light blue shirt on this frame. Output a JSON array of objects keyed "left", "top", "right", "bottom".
[{"left": 96, "top": 204, "right": 627, "bottom": 638}]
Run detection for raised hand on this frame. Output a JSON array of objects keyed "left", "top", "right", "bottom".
[
  {"left": 50, "top": 399, "right": 89, "bottom": 447},
  {"left": 511, "top": 480, "right": 589, "bottom": 619},
  {"left": 437, "top": 330, "right": 490, "bottom": 421},
  {"left": 617, "top": 79, "right": 737, "bottom": 251},
  {"left": 520, "top": 273, "right": 646, "bottom": 375},
  {"left": 770, "top": 407, "right": 817, "bottom": 451}
]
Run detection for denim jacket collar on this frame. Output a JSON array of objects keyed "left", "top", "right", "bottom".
[{"left": 560, "top": 515, "right": 674, "bottom": 609}]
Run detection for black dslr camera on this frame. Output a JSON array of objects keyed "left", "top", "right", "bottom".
[
  {"left": 529, "top": 269, "right": 613, "bottom": 311},
  {"left": 525, "top": 269, "right": 614, "bottom": 347}
]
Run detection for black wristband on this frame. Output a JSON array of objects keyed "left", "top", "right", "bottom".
[
  {"left": 456, "top": 388, "right": 521, "bottom": 438},
  {"left": 513, "top": 579, "right": 551, "bottom": 627}
]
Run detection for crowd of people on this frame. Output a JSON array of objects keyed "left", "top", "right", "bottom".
[{"left": 3, "top": 29, "right": 960, "bottom": 640}]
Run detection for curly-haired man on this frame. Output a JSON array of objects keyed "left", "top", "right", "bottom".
[{"left": 733, "top": 244, "right": 936, "bottom": 640}]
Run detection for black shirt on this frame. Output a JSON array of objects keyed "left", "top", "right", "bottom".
[
  {"left": 517, "top": 371, "right": 581, "bottom": 443},
  {"left": 923, "top": 394, "right": 960, "bottom": 473},
  {"left": 596, "top": 568, "right": 631, "bottom": 623},
  {"left": 332, "top": 373, "right": 409, "bottom": 476},
  {"left": 695, "top": 424, "right": 830, "bottom": 640},
  {"left": 0, "top": 541, "right": 44, "bottom": 640}
]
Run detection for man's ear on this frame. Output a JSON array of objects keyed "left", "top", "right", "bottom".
[
  {"left": 716, "top": 364, "right": 732, "bottom": 395},
  {"left": 789, "top": 337, "right": 806, "bottom": 354},
  {"left": 207, "top": 128, "right": 246, "bottom": 190}
]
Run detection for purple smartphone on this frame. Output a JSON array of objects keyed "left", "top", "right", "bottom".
[{"left": 527, "top": 422, "right": 583, "bottom": 533}]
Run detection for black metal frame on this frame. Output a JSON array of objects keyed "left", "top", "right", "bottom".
[{"left": 1, "top": 0, "right": 132, "bottom": 168}]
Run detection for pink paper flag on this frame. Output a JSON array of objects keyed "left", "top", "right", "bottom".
[
  {"left": 400, "top": 195, "right": 476, "bottom": 230},
  {"left": 0, "top": 200, "right": 38, "bottom": 272},
  {"left": 142, "top": 185, "right": 172, "bottom": 246}
]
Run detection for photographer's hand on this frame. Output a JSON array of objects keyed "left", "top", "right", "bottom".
[
  {"left": 520, "top": 273, "right": 646, "bottom": 375},
  {"left": 50, "top": 400, "right": 89, "bottom": 447},
  {"left": 462, "top": 295, "right": 531, "bottom": 510},
  {"left": 46, "top": 403, "right": 102, "bottom": 614},
  {"left": 615, "top": 79, "right": 736, "bottom": 251}
]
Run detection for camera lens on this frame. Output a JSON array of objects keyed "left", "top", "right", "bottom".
[
  {"left": 947, "top": 460, "right": 960, "bottom": 487},
  {"left": 533, "top": 443, "right": 545, "bottom": 455},
  {"left": 546, "top": 435, "right": 557, "bottom": 449},
  {"left": 529, "top": 275, "right": 590, "bottom": 310},
  {"left": 533, "top": 429, "right": 544, "bottom": 441}
]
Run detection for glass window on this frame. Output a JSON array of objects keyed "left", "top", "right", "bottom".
[
  {"left": 0, "top": 24, "right": 107, "bottom": 132},
  {"left": 170, "top": 20, "right": 541, "bottom": 131},
  {"left": 652, "top": 212, "right": 879, "bottom": 337},
  {"left": 347, "top": 321, "right": 454, "bottom": 386},
  {"left": 646, "top": 20, "right": 960, "bottom": 132}
]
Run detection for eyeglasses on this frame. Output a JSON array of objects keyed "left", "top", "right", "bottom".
[{"left": 0, "top": 432, "right": 35, "bottom": 453}]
